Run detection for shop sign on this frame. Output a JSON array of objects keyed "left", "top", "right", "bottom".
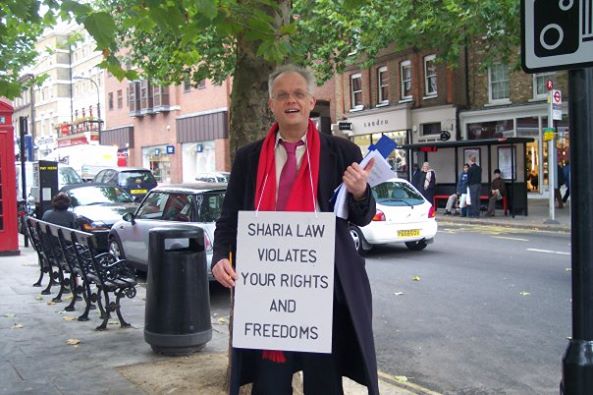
[
  {"left": 166, "top": 145, "right": 175, "bottom": 154},
  {"left": 348, "top": 109, "right": 411, "bottom": 134},
  {"left": 154, "top": 148, "right": 161, "bottom": 155}
]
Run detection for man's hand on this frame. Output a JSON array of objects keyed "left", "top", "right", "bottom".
[
  {"left": 212, "top": 258, "right": 237, "bottom": 288},
  {"left": 343, "top": 158, "right": 375, "bottom": 200}
]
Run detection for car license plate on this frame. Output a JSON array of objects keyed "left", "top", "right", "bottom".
[
  {"left": 398, "top": 229, "right": 420, "bottom": 237},
  {"left": 130, "top": 189, "right": 147, "bottom": 195}
]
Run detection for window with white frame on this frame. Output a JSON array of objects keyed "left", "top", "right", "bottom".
[
  {"left": 350, "top": 73, "right": 363, "bottom": 110},
  {"left": 424, "top": 55, "right": 437, "bottom": 96},
  {"left": 533, "top": 72, "right": 555, "bottom": 99},
  {"left": 377, "top": 66, "right": 389, "bottom": 105},
  {"left": 400, "top": 60, "right": 412, "bottom": 100},
  {"left": 488, "top": 63, "right": 510, "bottom": 102}
]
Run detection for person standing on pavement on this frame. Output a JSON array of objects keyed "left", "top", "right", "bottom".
[
  {"left": 445, "top": 163, "right": 469, "bottom": 215},
  {"left": 412, "top": 161, "right": 436, "bottom": 205},
  {"left": 467, "top": 155, "right": 482, "bottom": 217},
  {"left": 41, "top": 192, "right": 77, "bottom": 228},
  {"left": 486, "top": 169, "right": 506, "bottom": 217},
  {"left": 211, "top": 64, "right": 379, "bottom": 395},
  {"left": 562, "top": 161, "right": 571, "bottom": 203},
  {"left": 555, "top": 163, "right": 565, "bottom": 209}
]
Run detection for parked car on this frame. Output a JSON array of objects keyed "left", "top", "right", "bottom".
[
  {"left": 349, "top": 178, "right": 437, "bottom": 254},
  {"left": 108, "top": 183, "right": 227, "bottom": 279},
  {"left": 195, "top": 172, "right": 230, "bottom": 183},
  {"left": 93, "top": 167, "right": 158, "bottom": 201},
  {"left": 60, "top": 183, "right": 139, "bottom": 251}
]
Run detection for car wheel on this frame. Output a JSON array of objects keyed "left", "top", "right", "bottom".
[
  {"left": 108, "top": 235, "right": 126, "bottom": 260},
  {"left": 349, "top": 226, "right": 368, "bottom": 255},
  {"left": 405, "top": 239, "right": 428, "bottom": 251}
]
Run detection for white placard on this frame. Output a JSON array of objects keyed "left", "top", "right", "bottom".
[{"left": 232, "top": 211, "right": 336, "bottom": 353}]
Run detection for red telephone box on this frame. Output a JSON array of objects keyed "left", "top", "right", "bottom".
[{"left": 0, "top": 100, "right": 19, "bottom": 255}]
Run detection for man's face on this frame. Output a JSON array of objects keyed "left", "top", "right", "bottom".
[{"left": 269, "top": 71, "right": 316, "bottom": 131}]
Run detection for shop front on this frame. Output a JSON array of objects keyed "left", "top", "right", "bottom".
[
  {"left": 460, "top": 102, "right": 570, "bottom": 196},
  {"left": 142, "top": 145, "right": 172, "bottom": 184},
  {"left": 101, "top": 126, "right": 134, "bottom": 168},
  {"left": 176, "top": 110, "right": 228, "bottom": 183},
  {"left": 345, "top": 104, "right": 412, "bottom": 178}
]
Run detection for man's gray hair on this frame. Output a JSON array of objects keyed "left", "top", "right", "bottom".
[{"left": 268, "top": 64, "right": 316, "bottom": 98}]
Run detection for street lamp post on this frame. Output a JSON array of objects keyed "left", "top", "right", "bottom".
[{"left": 73, "top": 76, "right": 101, "bottom": 133}]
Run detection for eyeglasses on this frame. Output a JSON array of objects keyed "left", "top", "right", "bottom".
[{"left": 272, "top": 90, "right": 310, "bottom": 101}]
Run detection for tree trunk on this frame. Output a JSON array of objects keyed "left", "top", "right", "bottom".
[{"left": 228, "top": 34, "right": 276, "bottom": 160}]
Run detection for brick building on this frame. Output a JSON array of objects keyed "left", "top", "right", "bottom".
[{"left": 334, "top": 46, "right": 468, "bottom": 178}]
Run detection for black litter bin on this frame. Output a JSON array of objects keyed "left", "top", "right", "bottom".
[{"left": 144, "top": 225, "right": 212, "bottom": 355}]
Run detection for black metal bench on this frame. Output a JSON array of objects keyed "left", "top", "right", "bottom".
[{"left": 25, "top": 217, "right": 137, "bottom": 330}]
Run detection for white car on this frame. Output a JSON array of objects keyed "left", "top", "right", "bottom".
[{"left": 349, "top": 178, "right": 437, "bottom": 253}]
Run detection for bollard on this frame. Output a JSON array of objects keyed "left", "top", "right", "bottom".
[{"left": 144, "top": 226, "right": 212, "bottom": 355}]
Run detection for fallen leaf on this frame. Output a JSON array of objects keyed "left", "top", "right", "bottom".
[
  {"left": 217, "top": 317, "right": 228, "bottom": 325},
  {"left": 565, "top": 268, "right": 571, "bottom": 271},
  {"left": 412, "top": 276, "right": 421, "bottom": 281},
  {"left": 47, "top": 301, "right": 56, "bottom": 305},
  {"left": 66, "top": 338, "right": 80, "bottom": 345},
  {"left": 395, "top": 375, "right": 408, "bottom": 383},
  {"left": 12, "top": 323, "right": 24, "bottom": 329},
  {"left": 35, "top": 295, "right": 43, "bottom": 301},
  {"left": 108, "top": 320, "right": 119, "bottom": 326},
  {"left": 394, "top": 292, "right": 405, "bottom": 296},
  {"left": 4, "top": 313, "right": 15, "bottom": 318},
  {"left": 520, "top": 291, "right": 531, "bottom": 296},
  {"left": 63, "top": 316, "right": 76, "bottom": 321}
]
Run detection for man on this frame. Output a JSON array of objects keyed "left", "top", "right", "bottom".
[
  {"left": 467, "top": 154, "right": 482, "bottom": 217},
  {"left": 212, "top": 64, "right": 379, "bottom": 395},
  {"left": 486, "top": 169, "right": 506, "bottom": 217},
  {"left": 445, "top": 163, "right": 469, "bottom": 216}
]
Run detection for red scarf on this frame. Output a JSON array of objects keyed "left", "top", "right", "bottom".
[
  {"left": 254, "top": 120, "right": 320, "bottom": 363},
  {"left": 254, "top": 119, "right": 320, "bottom": 212}
]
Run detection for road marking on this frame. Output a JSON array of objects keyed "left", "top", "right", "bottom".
[
  {"left": 527, "top": 248, "right": 570, "bottom": 256},
  {"left": 378, "top": 370, "right": 442, "bottom": 395},
  {"left": 493, "top": 236, "right": 529, "bottom": 241}
]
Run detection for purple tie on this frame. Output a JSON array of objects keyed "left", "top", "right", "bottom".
[{"left": 277, "top": 140, "right": 304, "bottom": 211}]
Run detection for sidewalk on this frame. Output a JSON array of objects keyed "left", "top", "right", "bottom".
[
  {"left": 436, "top": 195, "right": 571, "bottom": 233},
  {"left": 0, "top": 238, "right": 425, "bottom": 395},
  {"left": 0, "top": 199, "right": 569, "bottom": 395}
]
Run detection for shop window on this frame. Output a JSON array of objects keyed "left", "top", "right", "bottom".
[
  {"left": 467, "top": 119, "right": 513, "bottom": 140},
  {"left": 400, "top": 60, "right": 412, "bottom": 100},
  {"left": 488, "top": 63, "right": 510, "bottom": 103},
  {"left": 377, "top": 66, "right": 389, "bottom": 106},
  {"left": 421, "top": 122, "right": 441, "bottom": 136},
  {"left": 424, "top": 55, "right": 437, "bottom": 97},
  {"left": 350, "top": 73, "right": 363, "bottom": 110}
]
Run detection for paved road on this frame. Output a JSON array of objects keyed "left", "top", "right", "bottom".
[{"left": 367, "top": 223, "right": 571, "bottom": 395}]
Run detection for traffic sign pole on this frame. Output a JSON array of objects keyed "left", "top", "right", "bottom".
[
  {"left": 545, "top": 88, "right": 557, "bottom": 223},
  {"left": 561, "top": 67, "right": 593, "bottom": 394}
]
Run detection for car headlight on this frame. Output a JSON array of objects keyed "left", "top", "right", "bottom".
[{"left": 81, "top": 220, "right": 110, "bottom": 231}]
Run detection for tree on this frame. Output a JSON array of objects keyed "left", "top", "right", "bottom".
[{"left": 2, "top": 0, "right": 521, "bottom": 152}]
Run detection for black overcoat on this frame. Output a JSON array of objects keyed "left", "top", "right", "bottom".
[{"left": 212, "top": 132, "right": 379, "bottom": 395}]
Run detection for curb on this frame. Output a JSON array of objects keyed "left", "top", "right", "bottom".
[{"left": 437, "top": 217, "right": 570, "bottom": 233}]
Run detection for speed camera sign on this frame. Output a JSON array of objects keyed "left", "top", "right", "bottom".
[{"left": 522, "top": 0, "right": 593, "bottom": 72}]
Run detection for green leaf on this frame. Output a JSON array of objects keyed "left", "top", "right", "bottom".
[{"left": 83, "top": 12, "right": 117, "bottom": 49}]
